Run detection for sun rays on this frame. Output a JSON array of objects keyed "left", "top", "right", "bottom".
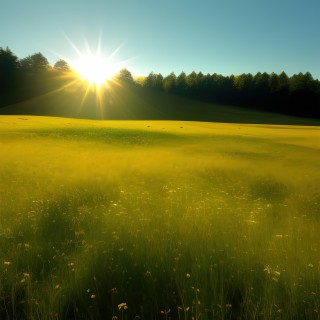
[
  {"left": 72, "top": 53, "right": 118, "bottom": 87},
  {"left": 69, "top": 40, "right": 123, "bottom": 88},
  {"left": 59, "top": 35, "right": 128, "bottom": 118}
]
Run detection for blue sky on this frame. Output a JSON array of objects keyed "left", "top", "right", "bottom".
[{"left": 1, "top": 0, "right": 320, "bottom": 78}]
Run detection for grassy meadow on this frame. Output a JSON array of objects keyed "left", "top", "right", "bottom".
[{"left": 0, "top": 115, "right": 319, "bottom": 319}]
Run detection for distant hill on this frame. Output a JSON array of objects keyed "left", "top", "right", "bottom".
[{"left": 0, "top": 81, "right": 319, "bottom": 125}]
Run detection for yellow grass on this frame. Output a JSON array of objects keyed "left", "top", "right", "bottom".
[{"left": 0, "top": 116, "right": 319, "bottom": 319}]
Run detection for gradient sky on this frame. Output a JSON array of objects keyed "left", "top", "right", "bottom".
[{"left": 1, "top": 0, "right": 320, "bottom": 78}]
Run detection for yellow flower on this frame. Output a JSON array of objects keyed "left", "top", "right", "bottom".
[
  {"left": 118, "top": 303, "right": 128, "bottom": 310},
  {"left": 20, "top": 273, "right": 31, "bottom": 283}
]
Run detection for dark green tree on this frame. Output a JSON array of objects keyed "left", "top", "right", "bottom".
[
  {"left": 0, "top": 47, "right": 19, "bottom": 74},
  {"left": 289, "top": 72, "right": 314, "bottom": 92},
  {"left": 268, "top": 72, "right": 280, "bottom": 93},
  {"left": 0, "top": 47, "right": 19, "bottom": 92},
  {"left": 278, "top": 71, "right": 289, "bottom": 92},
  {"left": 233, "top": 73, "right": 254, "bottom": 92},
  {"left": 144, "top": 72, "right": 158, "bottom": 88},
  {"left": 154, "top": 73, "right": 164, "bottom": 90},
  {"left": 185, "top": 71, "right": 198, "bottom": 89},
  {"left": 253, "top": 72, "right": 270, "bottom": 101},
  {"left": 254, "top": 72, "right": 269, "bottom": 90},
  {"left": 176, "top": 72, "right": 186, "bottom": 94},
  {"left": 53, "top": 59, "right": 70, "bottom": 72},
  {"left": 19, "top": 52, "right": 51, "bottom": 71},
  {"left": 116, "top": 68, "right": 134, "bottom": 83},
  {"left": 163, "top": 72, "right": 176, "bottom": 92}
]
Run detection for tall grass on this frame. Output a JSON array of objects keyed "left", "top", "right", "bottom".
[{"left": 0, "top": 116, "right": 319, "bottom": 319}]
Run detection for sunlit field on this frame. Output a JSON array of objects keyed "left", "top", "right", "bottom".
[{"left": 0, "top": 116, "right": 319, "bottom": 319}]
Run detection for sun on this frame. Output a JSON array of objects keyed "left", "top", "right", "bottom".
[
  {"left": 63, "top": 35, "right": 127, "bottom": 89},
  {"left": 72, "top": 52, "right": 119, "bottom": 87},
  {"left": 58, "top": 35, "right": 131, "bottom": 117}
]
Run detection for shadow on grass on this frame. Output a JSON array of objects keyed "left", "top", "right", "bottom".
[{"left": 1, "top": 82, "right": 319, "bottom": 126}]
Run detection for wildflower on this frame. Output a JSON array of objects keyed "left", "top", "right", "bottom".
[
  {"left": 3, "top": 261, "right": 12, "bottom": 265},
  {"left": 274, "top": 271, "right": 281, "bottom": 277},
  {"left": 21, "top": 273, "right": 30, "bottom": 283},
  {"left": 90, "top": 294, "right": 96, "bottom": 299},
  {"left": 186, "top": 273, "right": 191, "bottom": 278},
  {"left": 161, "top": 309, "right": 170, "bottom": 314},
  {"left": 264, "top": 265, "right": 271, "bottom": 274},
  {"left": 118, "top": 303, "right": 128, "bottom": 310},
  {"left": 55, "top": 284, "right": 60, "bottom": 289}
]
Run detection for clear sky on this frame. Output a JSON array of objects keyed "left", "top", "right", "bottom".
[{"left": 1, "top": 0, "right": 320, "bottom": 78}]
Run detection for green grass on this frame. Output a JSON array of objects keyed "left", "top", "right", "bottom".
[{"left": 0, "top": 116, "right": 319, "bottom": 319}]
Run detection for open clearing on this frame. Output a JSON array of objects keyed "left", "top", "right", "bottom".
[{"left": 0, "top": 116, "right": 319, "bottom": 319}]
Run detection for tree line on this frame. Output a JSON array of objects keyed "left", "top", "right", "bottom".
[
  {"left": 0, "top": 47, "right": 319, "bottom": 118},
  {"left": 0, "top": 47, "right": 135, "bottom": 107},
  {"left": 0, "top": 47, "right": 73, "bottom": 106},
  {"left": 140, "top": 71, "right": 320, "bottom": 118}
]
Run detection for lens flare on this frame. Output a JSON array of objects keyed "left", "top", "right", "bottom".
[
  {"left": 71, "top": 52, "right": 119, "bottom": 88},
  {"left": 64, "top": 34, "right": 125, "bottom": 89},
  {"left": 54, "top": 34, "right": 132, "bottom": 118}
]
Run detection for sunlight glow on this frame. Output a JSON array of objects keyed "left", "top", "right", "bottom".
[
  {"left": 64, "top": 34, "right": 125, "bottom": 89},
  {"left": 72, "top": 53, "right": 119, "bottom": 87},
  {"left": 58, "top": 34, "right": 131, "bottom": 118}
]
